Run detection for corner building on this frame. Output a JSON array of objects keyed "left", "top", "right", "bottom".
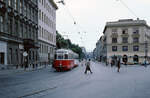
[
  {"left": 103, "top": 19, "right": 150, "bottom": 64},
  {"left": 0, "top": 0, "right": 38, "bottom": 68},
  {"left": 38, "top": 0, "right": 58, "bottom": 65}
]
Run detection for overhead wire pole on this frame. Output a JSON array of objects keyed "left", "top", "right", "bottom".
[{"left": 116, "top": 0, "right": 139, "bottom": 18}]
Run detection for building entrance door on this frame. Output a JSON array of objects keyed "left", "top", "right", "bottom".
[
  {"left": 133, "top": 55, "right": 139, "bottom": 64},
  {"left": 123, "top": 55, "right": 128, "bottom": 64}
]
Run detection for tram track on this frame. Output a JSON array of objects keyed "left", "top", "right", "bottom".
[{"left": 18, "top": 86, "right": 57, "bottom": 98}]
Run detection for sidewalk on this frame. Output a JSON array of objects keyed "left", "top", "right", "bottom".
[{"left": 0, "top": 65, "right": 52, "bottom": 76}]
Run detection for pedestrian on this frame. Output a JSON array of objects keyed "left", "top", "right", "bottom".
[
  {"left": 84, "top": 59, "right": 93, "bottom": 74},
  {"left": 117, "top": 58, "right": 121, "bottom": 72},
  {"left": 111, "top": 59, "right": 114, "bottom": 67}
]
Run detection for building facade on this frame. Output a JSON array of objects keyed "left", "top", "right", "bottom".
[
  {"left": 94, "top": 35, "right": 106, "bottom": 62},
  {"left": 0, "top": 0, "right": 38, "bottom": 69},
  {"left": 38, "top": 0, "right": 58, "bottom": 65},
  {"left": 81, "top": 47, "right": 87, "bottom": 58},
  {"left": 103, "top": 19, "right": 150, "bottom": 64}
]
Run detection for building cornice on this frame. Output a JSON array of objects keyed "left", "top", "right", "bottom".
[
  {"left": 49, "top": 0, "right": 58, "bottom": 10},
  {"left": 103, "top": 19, "right": 150, "bottom": 34}
]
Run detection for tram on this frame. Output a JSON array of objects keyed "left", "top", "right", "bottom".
[{"left": 53, "top": 49, "right": 79, "bottom": 71}]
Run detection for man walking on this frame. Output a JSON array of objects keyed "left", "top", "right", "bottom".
[
  {"left": 117, "top": 58, "right": 121, "bottom": 72},
  {"left": 84, "top": 59, "right": 93, "bottom": 74}
]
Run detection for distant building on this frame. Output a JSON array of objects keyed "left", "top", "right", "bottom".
[
  {"left": 38, "top": 0, "right": 58, "bottom": 65},
  {"left": 0, "top": 0, "right": 38, "bottom": 68},
  {"left": 81, "top": 47, "right": 87, "bottom": 58},
  {"left": 103, "top": 19, "right": 150, "bottom": 64},
  {"left": 94, "top": 35, "right": 106, "bottom": 62}
]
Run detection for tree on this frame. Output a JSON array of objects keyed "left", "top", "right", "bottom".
[{"left": 56, "top": 31, "right": 85, "bottom": 59}]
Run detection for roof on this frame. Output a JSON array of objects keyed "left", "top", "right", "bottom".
[{"left": 103, "top": 19, "right": 149, "bottom": 34}]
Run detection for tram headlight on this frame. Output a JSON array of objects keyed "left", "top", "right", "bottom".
[{"left": 59, "top": 63, "right": 62, "bottom": 67}]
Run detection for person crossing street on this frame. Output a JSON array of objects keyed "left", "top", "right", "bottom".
[{"left": 84, "top": 59, "right": 93, "bottom": 74}]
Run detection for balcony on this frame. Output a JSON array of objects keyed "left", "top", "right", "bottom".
[
  {"left": 8, "top": 7, "right": 14, "bottom": 16},
  {"left": 121, "top": 33, "right": 129, "bottom": 37},
  {"left": 0, "top": 2, "right": 6, "bottom": 14},
  {"left": 14, "top": 11, "right": 20, "bottom": 19},
  {"left": 23, "top": 39, "right": 35, "bottom": 50},
  {"left": 132, "top": 33, "right": 140, "bottom": 38},
  {"left": 23, "top": 39, "right": 39, "bottom": 51}
]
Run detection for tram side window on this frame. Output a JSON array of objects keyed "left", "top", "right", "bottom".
[{"left": 64, "top": 54, "right": 68, "bottom": 59}]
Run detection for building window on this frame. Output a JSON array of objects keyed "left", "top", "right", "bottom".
[
  {"left": 133, "top": 28, "right": 139, "bottom": 34},
  {"left": 20, "top": 22, "right": 23, "bottom": 38},
  {"left": 14, "top": 0, "right": 17, "bottom": 10},
  {"left": 0, "top": 15, "right": 4, "bottom": 32},
  {"left": 8, "top": 16, "right": 13, "bottom": 34},
  {"left": 112, "top": 29, "right": 117, "bottom": 33},
  {"left": 133, "top": 37, "right": 139, "bottom": 43},
  {"left": 122, "top": 29, "right": 128, "bottom": 34},
  {"left": 9, "top": 48, "right": 12, "bottom": 64},
  {"left": 112, "top": 38, "right": 117, "bottom": 43},
  {"left": 8, "top": 0, "right": 11, "bottom": 6},
  {"left": 24, "top": 3, "right": 27, "bottom": 16},
  {"left": 112, "top": 46, "right": 117, "bottom": 51},
  {"left": 42, "top": 28, "right": 43, "bottom": 38},
  {"left": 14, "top": 20, "right": 18, "bottom": 36},
  {"left": 122, "top": 37, "right": 128, "bottom": 43},
  {"left": 20, "top": 0, "right": 23, "bottom": 14},
  {"left": 133, "top": 46, "right": 139, "bottom": 51},
  {"left": 122, "top": 46, "right": 128, "bottom": 51},
  {"left": 29, "top": 27, "right": 31, "bottom": 39},
  {"left": 42, "top": 12, "right": 44, "bottom": 22},
  {"left": 42, "top": 0, "right": 43, "bottom": 5},
  {"left": 38, "top": 26, "right": 41, "bottom": 37},
  {"left": 16, "top": 49, "right": 18, "bottom": 61},
  {"left": 24, "top": 24, "right": 27, "bottom": 38}
]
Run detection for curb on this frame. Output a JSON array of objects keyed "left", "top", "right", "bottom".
[{"left": 0, "top": 65, "right": 51, "bottom": 75}]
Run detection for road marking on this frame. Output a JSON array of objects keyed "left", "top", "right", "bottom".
[{"left": 18, "top": 86, "right": 57, "bottom": 98}]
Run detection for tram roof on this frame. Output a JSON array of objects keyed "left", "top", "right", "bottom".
[
  {"left": 56, "top": 49, "right": 78, "bottom": 56},
  {"left": 56, "top": 49, "right": 74, "bottom": 54}
]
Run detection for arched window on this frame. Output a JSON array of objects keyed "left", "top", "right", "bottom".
[{"left": 133, "top": 55, "right": 139, "bottom": 63}]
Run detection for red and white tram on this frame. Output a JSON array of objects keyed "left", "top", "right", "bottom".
[{"left": 53, "top": 49, "right": 79, "bottom": 71}]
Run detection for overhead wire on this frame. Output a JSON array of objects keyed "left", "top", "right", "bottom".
[
  {"left": 116, "top": 0, "right": 139, "bottom": 18},
  {"left": 57, "top": 0, "right": 87, "bottom": 46}
]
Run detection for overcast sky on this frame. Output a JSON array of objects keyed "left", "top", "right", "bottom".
[{"left": 55, "top": 0, "right": 150, "bottom": 52}]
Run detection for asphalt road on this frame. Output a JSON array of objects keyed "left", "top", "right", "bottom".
[{"left": 0, "top": 62, "right": 150, "bottom": 98}]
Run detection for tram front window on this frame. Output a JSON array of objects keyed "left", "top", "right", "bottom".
[
  {"left": 64, "top": 54, "right": 68, "bottom": 59},
  {"left": 58, "top": 55, "right": 63, "bottom": 59}
]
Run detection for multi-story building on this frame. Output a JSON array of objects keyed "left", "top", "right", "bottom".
[
  {"left": 0, "top": 0, "right": 38, "bottom": 69},
  {"left": 103, "top": 19, "right": 150, "bottom": 64},
  {"left": 94, "top": 35, "right": 106, "bottom": 62},
  {"left": 38, "top": 0, "right": 58, "bottom": 65}
]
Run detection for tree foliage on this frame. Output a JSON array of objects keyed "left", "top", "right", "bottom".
[{"left": 56, "top": 31, "right": 85, "bottom": 59}]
